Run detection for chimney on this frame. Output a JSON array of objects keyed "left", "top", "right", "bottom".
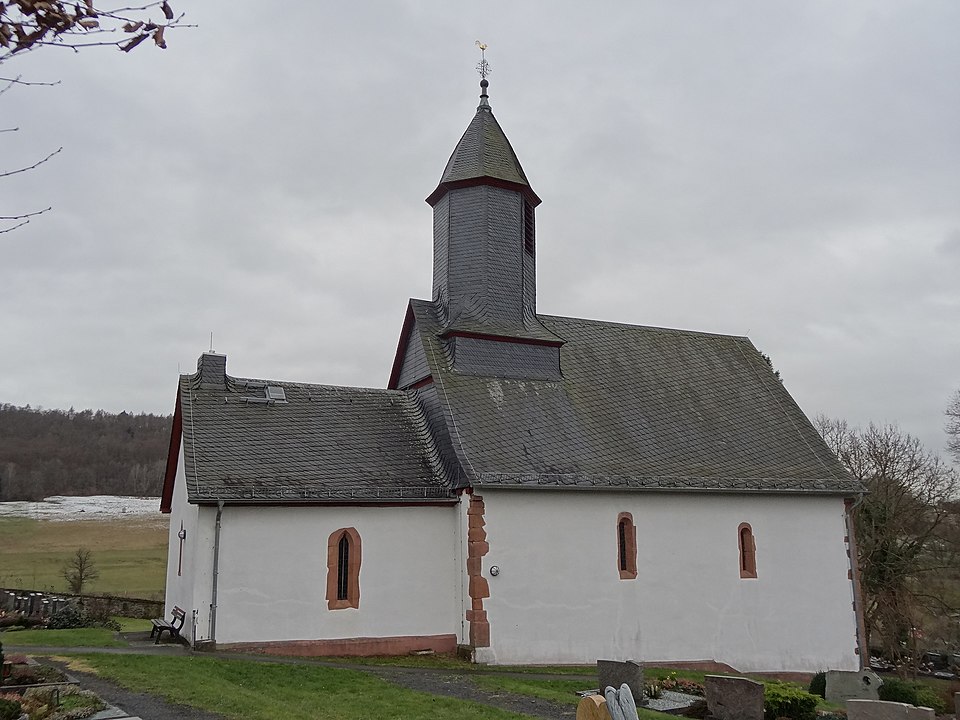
[{"left": 197, "top": 352, "right": 226, "bottom": 389}]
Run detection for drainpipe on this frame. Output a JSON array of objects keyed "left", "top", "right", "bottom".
[{"left": 209, "top": 500, "right": 224, "bottom": 644}]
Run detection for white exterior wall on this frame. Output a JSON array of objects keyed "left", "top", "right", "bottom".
[
  {"left": 162, "top": 448, "right": 199, "bottom": 642},
  {"left": 478, "top": 489, "right": 859, "bottom": 672},
  {"left": 211, "top": 505, "right": 461, "bottom": 645}
]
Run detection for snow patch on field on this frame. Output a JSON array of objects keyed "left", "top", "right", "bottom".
[{"left": 0, "top": 495, "right": 162, "bottom": 520}]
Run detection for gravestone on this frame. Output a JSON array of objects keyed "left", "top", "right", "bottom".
[
  {"left": 576, "top": 695, "right": 610, "bottom": 720},
  {"left": 597, "top": 660, "right": 644, "bottom": 705},
  {"left": 825, "top": 669, "right": 882, "bottom": 703},
  {"left": 704, "top": 675, "right": 764, "bottom": 720},
  {"left": 603, "top": 684, "right": 638, "bottom": 720},
  {"left": 605, "top": 686, "right": 626, "bottom": 720},
  {"left": 616, "top": 683, "right": 638, "bottom": 720},
  {"left": 847, "top": 699, "right": 935, "bottom": 720}
]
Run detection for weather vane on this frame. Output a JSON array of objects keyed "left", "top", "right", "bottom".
[{"left": 475, "top": 40, "right": 490, "bottom": 79}]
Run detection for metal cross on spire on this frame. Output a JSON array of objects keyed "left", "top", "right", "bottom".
[{"left": 475, "top": 40, "right": 490, "bottom": 80}]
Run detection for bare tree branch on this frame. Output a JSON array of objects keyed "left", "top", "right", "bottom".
[
  {"left": 0, "top": 219, "right": 31, "bottom": 233},
  {"left": 0, "top": 207, "right": 52, "bottom": 221},
  {"left": 819, "top": 417, "right": 960, "bottom": 668},
  {"left": 0, "top": 147, "right": 63, "bottom": 178}
]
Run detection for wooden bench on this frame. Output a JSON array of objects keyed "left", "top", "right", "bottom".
[{"left": 150, "top": 606, "right": 185, "bottom": 644}]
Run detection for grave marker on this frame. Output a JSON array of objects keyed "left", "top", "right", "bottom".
[{"left": 704, "top": 675, "right": 764, "bottom": 720}]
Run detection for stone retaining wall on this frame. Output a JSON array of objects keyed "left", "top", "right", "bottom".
[{"left": 1, "top": 587, "right": 163, "bottom": 619}]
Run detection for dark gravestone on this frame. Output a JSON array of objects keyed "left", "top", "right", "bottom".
[
  {"left": 705, "top": 675, "right": 764, "bottom": 720},
  {"left": 597, "top": 660, "right": 644, "bottom": 706}
]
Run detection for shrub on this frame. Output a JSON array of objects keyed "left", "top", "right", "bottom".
[
  {"left": 879, "top": 678, "right": 917, "bottom": 705},
  {"left": 0, "top": 697, "right": 21, "bottom": 720},
  {"left": 808, "top": 671, "right": 826, "bottom": 698},
  {"left": 763, "top": 683, "right": 818, "bottom": 720},
  {"left": 46, "top": 605, "right": 120, "bottom": 632},
  {"left": 877, "top": 679, "right": 946, "bottom": 714},
  {"left": 48, "top": 606, "right": 88, "bottom": 630},
  {"left": 912, "top": 685, "right": 946, "bottom": 714}
]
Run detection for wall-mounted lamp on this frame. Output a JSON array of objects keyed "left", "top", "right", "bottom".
[
  {"left": 489, "top": 565, "right": 500, "bottom": 577},
  {"left": 178, "top": 527, "right": 187, "bottom": 541}
]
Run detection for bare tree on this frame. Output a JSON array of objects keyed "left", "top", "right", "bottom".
[
  {"left": 62, "top": 546, "right": 100, "bottom": 594},
  {"left": 1, "top": 1, "right": 188, "bottom": 233},
  {"left": 816, "top": 416, "right": 959, "bottom": 671},
  {"left": 947, "top": 389, "right": 960, "bottom": 464}
]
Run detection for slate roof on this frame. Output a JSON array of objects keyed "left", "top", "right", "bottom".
[
  {"left": 427, "top": 85, "right": 540, "bottom": 205},
  {"left": 176, "top": 371, "right": 453, "bottom": 504},
  {"left": 406, "top": 299, "right": 863, "bottom": 495}
]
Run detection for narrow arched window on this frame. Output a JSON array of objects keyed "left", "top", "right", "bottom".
[
  {"left": 738, "top": 523, "right": 757, "bottom": 579},
  {"left": 337, "top": 534, "right": 350, "bottom": 600},
  {"left": 327, "top": 527, "right": 361, "bottom": 609},
  {"left": 617, "top": 512, "right": 637, "bottom": 580}
]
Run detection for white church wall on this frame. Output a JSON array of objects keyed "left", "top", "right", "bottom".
[
  {"left": 478, "top": 489, "right": 858, "bottom": 672},
  {"left": 162, "top": 448, "right": 199, "bottom": 642},
  {"left": 211, "top": 504, "right": 461, "bottom": 646}
]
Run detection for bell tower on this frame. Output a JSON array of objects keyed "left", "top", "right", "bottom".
[{"left": 425, "top": 69, "right": 562, "bottom": 380}]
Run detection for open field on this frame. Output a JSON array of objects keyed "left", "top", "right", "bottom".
[{"left": 0, "top": 516, "right": 168, "bottom": 598}]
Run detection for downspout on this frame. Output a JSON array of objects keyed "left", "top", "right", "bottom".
[{"left": 209, "top": 500, "right": 224, "bottom": 645}]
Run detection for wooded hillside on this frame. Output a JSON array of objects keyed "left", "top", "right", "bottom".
[{"left": 0, "top": 404, "right": 172, "bottom": 501}]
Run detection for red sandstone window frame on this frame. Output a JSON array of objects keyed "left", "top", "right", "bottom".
[
  {"left": 326, "top": 527, "right": 361, "bottom": 609},
  {"left": 738, "top": 522, "right": 757, "bottom": 579},
  {"left": 617, "top": 512, "right": 637, "bottom": 580}
]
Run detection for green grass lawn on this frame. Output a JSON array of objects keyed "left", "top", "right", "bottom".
[
  {"left": 327, "top": 654, "right": 594, "bottom": 675},
  {"left": 0, "top": 617, "right": 151, "bottom": 647},
  {"left": 69, "top": 654, "right": 532, "bottom": 720},
  {"left": 472, "top": 675, "right": 588, "bottom": 706},
  {"left": 0, "top": 627, "right": 126, "bottom": 647},
  {"left": 114, "top": 617, "right": 153, "bottom": 633},
  {"left": 0, "top": 517, "right": 167, "bottom": 598}
]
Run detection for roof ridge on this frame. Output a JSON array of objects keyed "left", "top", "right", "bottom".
[{"left": 537, "top": 313, "right": 750, "bottom": 341}]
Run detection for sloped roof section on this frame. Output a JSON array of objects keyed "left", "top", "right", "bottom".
[
  {"left": 427, "top": 92, "right": 539, "bottom": 205},
  {"left": 177, "top": 372, "right": 453, "bottom": 504},
  {"left": 409, "top": 299, "right": 862, "bottom": 495}
]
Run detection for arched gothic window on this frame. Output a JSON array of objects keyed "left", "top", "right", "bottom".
[
  {"left": 617, "top": 512, "right": 637, "bottom": 580},
  {"left": 326, "top": 527, "right": 361, "bottom": 609},
  {"left": 738, "top": 523, "right": 757, "bottom": 579}
]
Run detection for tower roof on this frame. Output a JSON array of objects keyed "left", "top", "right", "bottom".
[{"left": 427, "top": 80, "right": 540, "bottom": 206}]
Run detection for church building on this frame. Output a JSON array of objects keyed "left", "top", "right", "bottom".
[{"left": 161, "top": 76, "right": 866, "bottom": 672}]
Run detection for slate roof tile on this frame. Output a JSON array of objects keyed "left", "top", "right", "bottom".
[
  {"left": 179, "top": 372, "right": 453, "bottom": 504},
  {"left": 408, "top": 298, "right": 863, "bottom": 495}
]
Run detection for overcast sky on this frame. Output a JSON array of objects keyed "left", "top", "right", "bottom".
[{"left": 2, "top": 1, "right": 958, "bottom": 458}]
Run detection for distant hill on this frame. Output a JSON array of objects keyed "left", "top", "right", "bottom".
[{"left": 0, "top": 404, "right": 172, "bottom": 501}]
